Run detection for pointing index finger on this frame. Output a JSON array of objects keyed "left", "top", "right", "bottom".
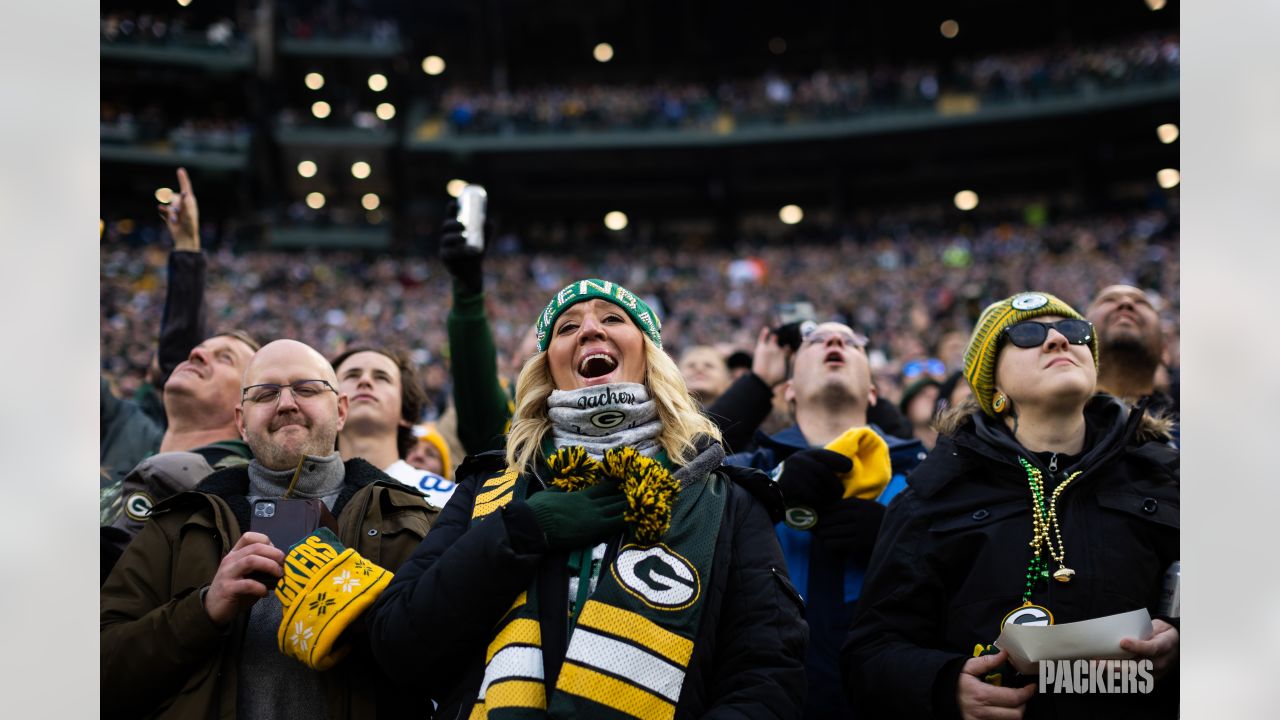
[{"left": 177, "top": 167, "right": 193, "bottom": 197}]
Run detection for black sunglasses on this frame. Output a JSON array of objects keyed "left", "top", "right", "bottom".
[{"left": 1001, "top": 319, "right": 1094, "bottom": 349}]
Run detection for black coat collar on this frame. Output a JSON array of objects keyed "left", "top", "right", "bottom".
[{"left": 909, "top": 395, "right": 1146, "bottom": 500}]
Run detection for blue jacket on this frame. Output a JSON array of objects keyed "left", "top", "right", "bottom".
[{"left": 727, "top": 423, "right": 926, "bottom": 720}]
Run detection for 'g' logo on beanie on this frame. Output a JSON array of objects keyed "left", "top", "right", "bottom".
[
  {"left": 534, "top": 279, "right": 662, "bottom": 352},
  {"left": 962, "top": 292, "right": 1099, "bottom": 417}
]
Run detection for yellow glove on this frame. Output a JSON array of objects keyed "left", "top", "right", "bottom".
[
  {"left": 276, "top": 528, "right": 392, "bottom": 670},
  {"left": 823, "top": 427, "right": 892, "bottom": 500}
]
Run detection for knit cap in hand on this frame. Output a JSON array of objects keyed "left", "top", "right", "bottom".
[
  {"left": 824, "top": 427, "right": 892, "bottom": 500},
  {"left": 275, "top": 527, "right": 392, "bottom": 671}
]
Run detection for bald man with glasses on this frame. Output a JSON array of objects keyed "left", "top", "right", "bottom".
[{"left": 102, "top": 339, "right": 439, "bottom": 719}]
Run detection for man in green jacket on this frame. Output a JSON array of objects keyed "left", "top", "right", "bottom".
[{"left": 101, "top": 339, "right": 439, "bottom": 719}]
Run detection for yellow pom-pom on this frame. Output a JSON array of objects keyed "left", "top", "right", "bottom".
[
  {"left": 603, "top": 446, "right": 642, "bottom": 482},
  {"left": 546, "top": 446, "right": 601, "bottom": 492},
  {"left": 612, "top": 452, "right": 679, "bottom": 544}
]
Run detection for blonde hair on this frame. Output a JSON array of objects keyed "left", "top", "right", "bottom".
[{"left": 505, "top": 339, "right": 722, "bottom": 471}]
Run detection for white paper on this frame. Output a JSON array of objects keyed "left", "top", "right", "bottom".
[{"left": 995, "top": 608, "right": 1153, "bottom": 675}]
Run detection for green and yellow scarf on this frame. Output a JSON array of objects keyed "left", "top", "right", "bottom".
[{"left": 468, "top": 445, "right": 727, "bottom": 720}]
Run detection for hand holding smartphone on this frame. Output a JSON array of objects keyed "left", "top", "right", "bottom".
[{"left": 248, "top": 498, "right": 337, "bottom": 587}]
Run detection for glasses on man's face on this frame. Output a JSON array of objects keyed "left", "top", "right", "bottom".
[
  {"left": 1001, "top": 319, "right": 1094, "bottom": 349},
  {"left": 903, "top": 358, "right": 946, "bottom": 380},
  {"left": 241, "top": 379, "right": 337, "bottom": 405},
  {"left": 802, "top": 328, "right": 868, "bottom": 349}
]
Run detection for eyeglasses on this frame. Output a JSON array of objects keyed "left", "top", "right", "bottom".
[
  {"left": 802, "top": 328, "right": 868, "bottom": 349},
  {"left": 903, "top": 358, "right": 946, "bottom": 380},
  {"left": 1001, "top": 319, "right": 1094, "bottom": 349},
  {"left": 241, "top": 379, "right": 337, "bottom": 405}
]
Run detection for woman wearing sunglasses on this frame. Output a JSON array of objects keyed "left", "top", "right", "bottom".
[{"left": 844, "top": 291, "right": 1179, "bottom": 719}]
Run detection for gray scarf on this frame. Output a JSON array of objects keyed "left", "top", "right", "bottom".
[{"left": 547, "top": 382, "right": 661, "bottom": 458}]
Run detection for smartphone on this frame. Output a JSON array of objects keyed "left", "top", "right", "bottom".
[
  {"left": 250, "top": 498, "right": 325, "bottom": 550},
  {"left": 776, "top": 301, "right": 816, "bottom": 327},
  {"left": 248, "top": 498, "right": 336, "bottom": 587},
  {"left": 457, "top": 184, "right": 488, "bottom": 251},
  {"left": 774, "top": 302, "right": 818, "bottom": 351}
]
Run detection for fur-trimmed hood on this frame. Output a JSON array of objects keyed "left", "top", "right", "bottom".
[
  {"left": 935, "top": 393, "right": 1174, "bottom": 444},
  {"left": 911, "top": 393, "right": 1177, "bottom": 500}
]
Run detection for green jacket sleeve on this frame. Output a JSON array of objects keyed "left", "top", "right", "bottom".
[
  {"left": 100, "top": 513, "right": 227, "bottom": 716},
  {"left": 447, "top": 287, "right": 515, "bottom": 456}
]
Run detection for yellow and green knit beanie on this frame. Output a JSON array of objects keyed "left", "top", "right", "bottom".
[
  {"left": 962, "top": 291, "right": 1099, "bottom": 417},
  {"left": 534, "top": 278, "right": 662, "bottom": 352}
]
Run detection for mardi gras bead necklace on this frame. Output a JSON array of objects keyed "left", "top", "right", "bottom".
[
  {"left": 1019, "top": 456, "right": 1082, "bottom": 590},
  {"left": 974, "top": 456, "right": 1083, "bottom": 682}
]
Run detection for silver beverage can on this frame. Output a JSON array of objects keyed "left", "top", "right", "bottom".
[
  {"left": 457, "top": 184, "right": 488, "bottom": 251},
  {"left": 1158, "top": 560, "right": 1179, "bottom": 618}
]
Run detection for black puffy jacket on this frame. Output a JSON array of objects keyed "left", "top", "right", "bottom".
[
  {"left": 842, "top": 396, "right": 1178, "bottom": 719},
  {"left": 368, "top": 445, "right": 809, "bottom": 719}
]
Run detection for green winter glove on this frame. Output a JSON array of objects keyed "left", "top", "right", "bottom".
[{"left": 525, "top": 481, "right": 627, "bottom": 551}]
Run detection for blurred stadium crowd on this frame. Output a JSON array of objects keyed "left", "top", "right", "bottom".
[
  {"left": 101, "top": 205, "right": 1178, "bottom": 417},
  {"left": 439, "top": 33, "right": 1178, "bottom": 135}
]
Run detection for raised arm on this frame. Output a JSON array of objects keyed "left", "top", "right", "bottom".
[
  {"left": 441, "top": 216, "right": 514, "bottom": 455},
  {"left": 708, "top": 327, "right": 793, "bottom": 453},
  {"left": 156, "top": 167, "right": 208, "bottom": 384}
]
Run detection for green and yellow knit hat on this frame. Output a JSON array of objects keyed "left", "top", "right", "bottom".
[
  {"left": 963, "top": 291, "right": 1099, "bottom": 417},
  {"left": 534, "top": 279, "right": 662, "bottom": 352}
]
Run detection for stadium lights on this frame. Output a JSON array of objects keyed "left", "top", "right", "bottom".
[
  {"left": 422, "top": 55, "right": 446, "bottom": 76},
  {"left": 362, "top": 193, "right": 381, "bottom": 211},
  {"left": 779, "top": 205, "right": 803, "bottom": 225},
  {"left": 446, "top": 179, "right": 468, "bottom": 198},
  {"left": 604, "top": 211, "right": 629, "bottom": 231},
  {"left": 176, "top": 0, "right": 192, "bottom": 6},
  {"left": 305, "top": 72, "right": 324, "bottom": 90},
  {"left": 1157, "top": 168, "right": 1180, "bottom": 189},
  {"left": 311, "top": 101, "right": 331, "bottom": 119},
  {"left": 297, "top": 160, "right": 317, "bottom": 178},
  {"left": 1156, "top": 123, "right": 1179, "bottom": 144},
  {"left": 769, "top": 37, "right": 786, "bottom": 55},
  {"left": 351, "top": 161, "right": 372, "bottom": 179},
  {"left": 368, "top": 73, "right": 388, "bottom": 92},
  {"left": 306, "top": 192, "right": 326, "bottom": 209},
  {"left": 376, "top": 103, "right": 396, "bottom": 120},
  {"left": 954, "top": 190, "right": 979, "bottom": 211},
  {"left": 155, "top": 187, "right": 174, "bottom": 204},
  {"left": 1145, "top": 0, "right": 1166, "bottom": 10},
  {"left": 940, "top": 20, "right": 960, "bottom": 39},
  {"left": 594, "top": 43, "right": 615, "bottom": 63}
]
